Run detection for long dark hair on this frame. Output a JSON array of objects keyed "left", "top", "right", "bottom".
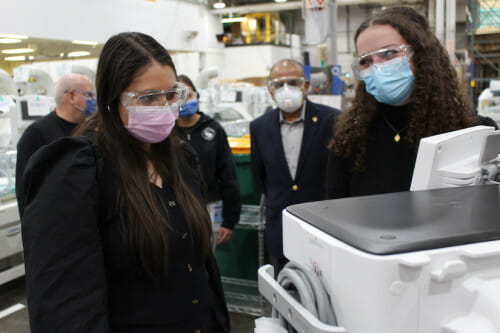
[
  {"left": 76, "top": 32, "right": 212, "bottom": 278},
  {"left": 331, "top": 6, "right": 476, "bottom": 171}
]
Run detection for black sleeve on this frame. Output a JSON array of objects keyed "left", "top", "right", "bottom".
[
  {"left": 215, "top": 127, "right": 241, "bottom": 229},
  {"left": 477, "top": 115, "right": 499, "bottom": 130},
  {"left": 250, "top": 122, "right": 266, "bottom": 196},
  {"left": 326, "top": 149, "right": 350, "bottom": 199},
  {"left": 15, "top": 125, "right": 43, "bottom": 216},
  {"left": 21, "top": 138, "right": 109, "bottom": 333}
]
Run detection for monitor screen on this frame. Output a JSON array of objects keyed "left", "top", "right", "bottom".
[
  {"left": 19, "top": 100, "right": 43, "bottom": 121},
  {"left": 410, "top": 125, "right": 497, "bottom": 191}
]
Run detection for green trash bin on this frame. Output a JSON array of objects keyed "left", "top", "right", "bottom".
[
  {"left": 215, "top": 142, "right": 263, "bottom": 282},
  {"left": 215, "top": 205, "right": 261, "bottom": 281},
  {"left": 233, "top": 153, "right": 261, "bottom": 205}
]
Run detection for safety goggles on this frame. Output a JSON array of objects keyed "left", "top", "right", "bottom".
[
  {"left": 120, "top": 82, "right": 189, "bottom": 109},
  {"left": 352, "top": 44, "right": 413, "bottom": 80},
  {"left": 268, "top": 76, "right": 306, "bottom": 92},
  {"left": 66, "top": 89, "right": 96, "bottom": 99}
]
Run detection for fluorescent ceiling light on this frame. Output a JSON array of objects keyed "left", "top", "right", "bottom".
[
  {"left": 4, "top": 55, "right": 26, "bottom": 61},
  {"left": 0, "top": 34, "right": 28, "bottom": 39},
  {"left": 68, "top": 51, "right": 91, "bottom": 57},
  {"left": 2, "top": 48, "right": 34, "bottom": 54},
  {"left": 28, "top": 55, "right": 34, "bottom": 60},
  {"left": 221, "top": 17, "right": 248, "bottom": 23},
  {"left": 0, "top": 38, "right": 22, "bottom": 44},
  {"left": 213, "top": 2, "right": 226, "bottom": 8},
  {"left": 72, "top": 40, "right": 99, "bottom": 46},
  {"left": 275, "top": 0, "right": 287, "bottom": 2}
]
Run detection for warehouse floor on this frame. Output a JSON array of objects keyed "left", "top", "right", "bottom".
[{"left": 0, "top": 277, "right": 260, "bottom": 333}]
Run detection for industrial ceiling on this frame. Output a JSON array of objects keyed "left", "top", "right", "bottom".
[{"left": 0, "top": 0, "right": 417, "bottom": 71}]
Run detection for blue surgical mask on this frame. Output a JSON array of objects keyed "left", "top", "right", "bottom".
[
  {"left": 75, "top": 98, "right": 97, "bottom": 116},
  {"left": 179, "top": 100, "right": 199, "bottom": 118},
  {"left": 83, "top": 98, "right": 97, "bottom": 116},
  {"left": 362, "top": 56, "right": 415, "bottom": 106}
]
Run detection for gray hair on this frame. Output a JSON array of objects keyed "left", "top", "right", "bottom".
[{"left": 54, "top": 73, "right": 92, "bottom": 106}]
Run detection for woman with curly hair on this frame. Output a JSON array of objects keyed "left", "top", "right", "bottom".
[{"left": 326, "top": 6, "right": 498, "bottom": 199}]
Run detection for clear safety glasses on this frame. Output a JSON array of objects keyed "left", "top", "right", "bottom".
[
  {"left": 268, "top": 76, "right": 306, "bottom": 92},
  {"left": 66, "top": 89, "right": 96, "bottom": 99},
  {"left": 120, "top": 82, "right": 189, "bottom": 109},
  {"left": 351, "top": 44, "right": 413, "bottom": 80}
]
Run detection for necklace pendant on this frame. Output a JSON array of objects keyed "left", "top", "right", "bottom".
[{"left": 394, "top": 134, "right": 401, "bottom": 142}]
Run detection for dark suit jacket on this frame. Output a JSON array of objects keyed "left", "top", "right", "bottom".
[{"left": 250, "top": 99, "right": 340, "bottom": 257}]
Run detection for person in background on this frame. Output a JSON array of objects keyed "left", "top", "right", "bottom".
[
  {"left": 327, "top": 6, "right": 499, "bottom": 200},
  {"left": 176, "top": 74, "right": 241, "bottom": 247},
  {"left": 20, "top": 32, "right": 229, "bottom": 332},
  {"left": 250, "top": 59, "right": 341, "bottom": 276},
  {"left": 15, "top": 73, "right": 96, "bottom": 215}
]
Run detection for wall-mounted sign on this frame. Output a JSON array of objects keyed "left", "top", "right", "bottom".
[
  {"left": 13, "top": 67, "right": 29, "bottom": 83},
  {"left": 26, "top": 95, "right": 51, "bottom": 117}
]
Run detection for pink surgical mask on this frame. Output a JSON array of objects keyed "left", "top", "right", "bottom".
[{"left": 124, "top": 106, "right": 179, "bottom": 143}]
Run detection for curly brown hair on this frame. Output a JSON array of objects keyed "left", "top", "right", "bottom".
[{"left": 330, "top": 6, "right": 476, "bottom": 171}]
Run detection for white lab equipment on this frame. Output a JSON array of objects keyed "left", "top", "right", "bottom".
[
  {"left": 10, "top": 95, "right": 53, "bottom": 147},
  {"left": 0, "top": 199, "right": 23, "bottom": 286},
  {"left": 204, "top": 102, "right": 253, "bottom": 137},
  {"left": 71, "top": 65, "right": 96, "bottom": 85},
  {"left": 258, "top": 126, "right": 500, "bottom": 333},
  {"left": 11, "top": 66, "right": 55, "bottom": 145},
  {"left": 259, "top": 184, "right": 500, "bottom": 333},
  {"left": 14, "top": 66, "right": 55, "bottom": 97},
  {"left": 0, "top": 70, "right": 18, "bottom": 149},
  {"left": 0, "top": 70, "right": 25, "bottom": 285},
  {"left": 196, "top": 66, "right": 219, "bottom": 90},
  {"left": 477, "top": 80, "right": 500, "bottom": 124},
  {"left": 411, "top": 126, "right": 500, "bottom": 191},
  {"left": 310, "top": 72, "right": 328, "bottom": 91},
  {"left": 0, "top": 69, "right": 17, "bottom": 96},
  {"left": 0, "top": 149, "right": 22, "bottom": 286}
]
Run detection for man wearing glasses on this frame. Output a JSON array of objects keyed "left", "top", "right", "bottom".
[
  {"left": 16, "top": 73, "right": 96, "bottom": 216},
  {"left": 250, "top": 59, "right": 341, "bottom": 276}
]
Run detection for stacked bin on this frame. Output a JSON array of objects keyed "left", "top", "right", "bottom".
[{"left": 215, "top": 135, "right": 265, "bottom": 315}]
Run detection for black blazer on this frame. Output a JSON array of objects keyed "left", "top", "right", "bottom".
[
  {"left": 250, "top": 100, "right": 340, "bottom": 257},
  {"left": 20, "top": 137, "right": 229, "bottom": 333}
]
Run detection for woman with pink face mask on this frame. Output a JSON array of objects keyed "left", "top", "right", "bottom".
[{"left": 19, "top": 32, "right": 229, "bottom": 333}]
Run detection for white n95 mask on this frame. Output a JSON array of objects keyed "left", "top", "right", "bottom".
[{"left": 274, "top": 85, "right": 304, "bottom": 113}]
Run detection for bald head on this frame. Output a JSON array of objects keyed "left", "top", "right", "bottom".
[
  {"left": 54, "top": 73, "right": 95, "bottom": 124},
  {"left": 55, "top": 73, "right": 93, "bottom": 106},
  {"left": 269, "top": 59, "right": 305, "bottom": 80}
]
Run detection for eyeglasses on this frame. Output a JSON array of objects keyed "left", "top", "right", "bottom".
[
  {"left": 66, "top": 89, "right": 96, "bottom": 99},
  {"left": 120, "top": 82, "right": 189, "bottom": 108},
  {"left": 352, "top": 44, "right": 413, "bottom": 80},
  {"left": 268, "top": 76, "right": 306, "bottom": 92}
]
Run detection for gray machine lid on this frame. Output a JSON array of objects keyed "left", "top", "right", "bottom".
[{"left": 286, "top": 184, "right": 500, "bottom": 255}]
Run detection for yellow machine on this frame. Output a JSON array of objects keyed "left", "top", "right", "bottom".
[{"left": 225, "top": 12, "right": 285, "bottom": 45}]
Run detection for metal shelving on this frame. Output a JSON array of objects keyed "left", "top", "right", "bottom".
[
  {"left": 467, "top": 0, "right": 500, "bottom": 104},
  {"left": 216, "top": 204, "right": 269, "bottom": 316}
]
